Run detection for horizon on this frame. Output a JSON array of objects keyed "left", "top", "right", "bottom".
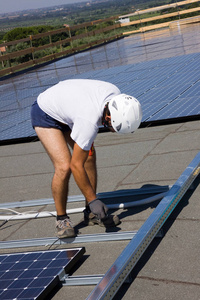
[{"left": 0, "top": 0, "right": 92, "bottom": 14}]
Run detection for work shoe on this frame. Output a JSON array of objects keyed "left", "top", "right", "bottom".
[
  {"left": 56, "top": 217, "right": 76, "bottom": 238},
  {"left": 83, "top": 209, "right": 121, "bottom": 227}
]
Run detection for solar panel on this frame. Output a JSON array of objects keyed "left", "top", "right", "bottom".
[
  {"left": 0, "top": 47, "right": 200, "bottom": 143},
  {"left": 146, "top": 96, "right": 200, "bottom": 122},
  {"left": 0, "top": 248, "right": 85, "bottom": 300}
]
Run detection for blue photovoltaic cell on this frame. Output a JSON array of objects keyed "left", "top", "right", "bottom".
[
  {"left": 0, "top": 248, "right": 85, "bottom": 300},
  {"left": 180, "top": 80, "right": 200, "bottom": 97},
  {"left": 0, "top": 50, "right": 200, "bottom": 142},
  {"left": 147, "top": 97, "right": 200, "bottom": 121}
]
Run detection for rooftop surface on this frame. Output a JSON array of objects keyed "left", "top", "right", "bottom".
[{"left": 0, "top": 23, "right": 200, "bottom": 299}]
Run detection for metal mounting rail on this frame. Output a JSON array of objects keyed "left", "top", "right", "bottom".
[
  {"left": 0, "top": 185, "right": 170, "bottom": 209},
  {"left": 0, "top": 231, "right": 138, "bottom": 249},
  {"left": 87, "top": 151, "right": 200, "bottom": 300}
]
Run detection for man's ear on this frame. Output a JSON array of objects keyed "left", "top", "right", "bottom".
[{"left": 105, "top": 115, "right": 111, "bottom": 122}]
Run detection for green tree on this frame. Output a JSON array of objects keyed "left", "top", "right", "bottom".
[{"left": 3, "top": 25, "right": 54, "bottom": 42}]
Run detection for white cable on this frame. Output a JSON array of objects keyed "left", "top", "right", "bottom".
[
  {"left": 0, "top": 192, "right": 167, "bottom": 221},
  {"left": 107, "top": 192, "right": 167, "bottom": 209},
  {"left": 0, "top": 208, "right": 22, "bottom": 215},
  {"left": 0, "top": 208, "right": 39, "bottom": 215}
]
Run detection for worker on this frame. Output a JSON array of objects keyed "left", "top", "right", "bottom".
[{"left": 31, "top": 79, "right": 142, "bottom": 238}]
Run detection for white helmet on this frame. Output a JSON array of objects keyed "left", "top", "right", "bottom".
[{"left": 108, "top": 94, "right": 142, "bottom": 134}]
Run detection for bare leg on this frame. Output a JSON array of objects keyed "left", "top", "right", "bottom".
[{"left": 35, "top": 127, "right": 71, "bottom": 215}]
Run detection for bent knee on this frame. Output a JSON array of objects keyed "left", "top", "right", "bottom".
[{"left": 55, "top": 163, "right": 71, "bottom": 179}]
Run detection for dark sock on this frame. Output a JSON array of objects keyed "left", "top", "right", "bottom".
[{"left": 57, "top": 214, "right": 68, "bottom": 221}]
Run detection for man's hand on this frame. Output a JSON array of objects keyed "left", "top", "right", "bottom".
[{"left": 89, "top": 199, "right": 108, "bottom": 219}]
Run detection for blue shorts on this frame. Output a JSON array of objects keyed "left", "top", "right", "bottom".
[{"left": 31, "top": 100, "right": 70, "bottom": 132}]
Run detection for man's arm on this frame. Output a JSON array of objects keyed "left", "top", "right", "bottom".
[
  {"left": 70, "top": 142, "right": 108, "bottom": 219},
  {"left": 70, "top": 142, "right": 96, "bottom": 203}
]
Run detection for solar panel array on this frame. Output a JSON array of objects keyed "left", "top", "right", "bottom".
[
  {"left": 0, "top": 51, "right": 200, "bottom": 142},
  {"left": 0, "top": 248, "right": 84, "bottom": 300}
]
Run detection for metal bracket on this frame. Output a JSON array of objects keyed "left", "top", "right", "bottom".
[{"left": 61, "top": 274, "right": 133, "bottom": 286}]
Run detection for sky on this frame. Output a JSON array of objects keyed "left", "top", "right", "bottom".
[{"left": 0, "top": 0, "right": 90, "bottom": 14}]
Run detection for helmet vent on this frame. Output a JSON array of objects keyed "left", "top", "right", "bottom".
[
  {"left": 116, "top": 123, "right": 122, "bottom": 132},
  {"left": 126, "top": 120, "right": 130, "bottom": 128},
  {"left": 112, "top": 100, "right": 118, "bottom": 110}
]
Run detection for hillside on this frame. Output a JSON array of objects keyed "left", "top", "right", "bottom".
[{"left": 0, "top": 0, "right": 178, "bottom": 34}]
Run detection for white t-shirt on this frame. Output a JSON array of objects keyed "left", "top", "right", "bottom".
[{"left": 37, "top": 79, "right": 120, "bottom": 150}]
